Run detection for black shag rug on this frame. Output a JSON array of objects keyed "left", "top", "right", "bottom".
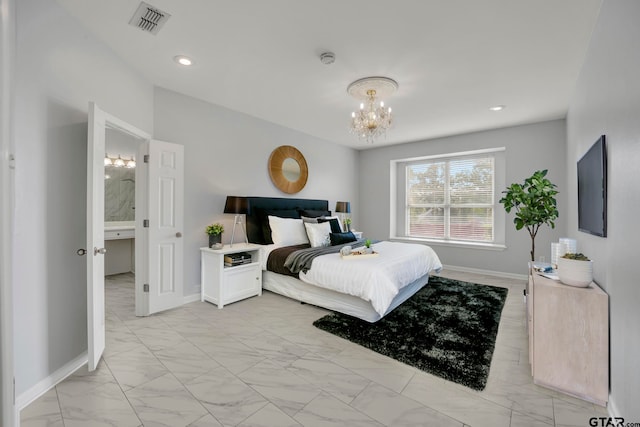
[{"left": 312, "top": 276, "right": 508, "bottom": 390}]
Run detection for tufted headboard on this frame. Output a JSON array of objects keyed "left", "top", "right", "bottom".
[{"left": 244, "top": 196, "right": 329, "bottom": 244}]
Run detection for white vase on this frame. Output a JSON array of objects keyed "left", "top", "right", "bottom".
[{"left": 557, "top": 257, "right": 593, "bottom": 287}]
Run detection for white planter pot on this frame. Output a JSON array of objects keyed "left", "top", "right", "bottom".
[{"left": 557, "top": 257, "right": 593, "bottom": 287}]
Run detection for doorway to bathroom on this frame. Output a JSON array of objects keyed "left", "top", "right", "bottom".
[{"left": 104, "top": 128, "right": 139, "bottom": 319}]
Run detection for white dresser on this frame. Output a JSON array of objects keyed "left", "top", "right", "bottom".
[{"left": 527, "top": 270, "right": 609, "bottom": 406}]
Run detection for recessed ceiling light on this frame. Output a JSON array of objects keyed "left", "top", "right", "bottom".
[
  {"left": 489, "top": 105, "right": 506, "bottom": 111},
  {"left": 174, "top": 55, "right": 193, "bottom": 66}
]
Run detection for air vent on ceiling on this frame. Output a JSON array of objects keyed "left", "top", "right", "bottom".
[{"left": 128, "top": 2, "right": 171, "bottom": 35}]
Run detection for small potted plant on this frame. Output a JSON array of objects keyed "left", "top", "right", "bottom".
[
  {"left": 362, "top": 239, "right": 373, "bottom": 254},
  {"left": 557, "top": 253, "right": 593, "bottom": 287},
  {"left": 206, "top": 223, "right": 224, "bottom": 249},
  {"left": 344, "top": 218, "right": 352, "bottom": 232}
]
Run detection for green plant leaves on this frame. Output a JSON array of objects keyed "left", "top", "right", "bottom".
[{"left": 500, "top": 170, "right": 559, "bottom": 260}]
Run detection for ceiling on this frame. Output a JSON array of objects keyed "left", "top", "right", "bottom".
[{"left": 57, "top": 0, "right": 602, "bottom": 149}]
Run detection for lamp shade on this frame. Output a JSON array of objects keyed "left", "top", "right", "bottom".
[
  {"left": 335, "top": 201, "right": 351, "bottom": 213},
  {"left": 224, "top": 196, "right": 248, "bottom": 214}
]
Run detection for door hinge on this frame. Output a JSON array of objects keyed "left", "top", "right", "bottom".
[
  {"left": 143, "top": 284, "right": 149, "bottom": 292},
  {"left": 143, "top": 219, "right": 149, "bottom": 228},
  {"left": 143, "top": 154, "right": 150, "bottom": 163}
]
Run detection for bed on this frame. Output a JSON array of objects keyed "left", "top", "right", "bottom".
[{"left": 244, "top": 196, "right": 442, "bottom": 322}]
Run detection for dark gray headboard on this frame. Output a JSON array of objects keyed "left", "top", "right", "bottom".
[{"left": 245, "top": 197, "right": 329, "bottom": 244}]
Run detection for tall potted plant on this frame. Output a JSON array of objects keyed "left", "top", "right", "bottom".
[{"left": 499, "top": 169, "right": 559, "bottom": 262}]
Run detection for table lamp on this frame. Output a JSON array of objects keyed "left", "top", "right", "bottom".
[{"left": 224, "top": 196, "right": 249, "bottom": 247}]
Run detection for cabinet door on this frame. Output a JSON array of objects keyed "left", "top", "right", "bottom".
[{"left": 223, "top": 265, "right": 261, "bottom": 305}]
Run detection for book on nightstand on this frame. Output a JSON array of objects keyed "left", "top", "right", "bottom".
[{"left": 224, "top": 252, "right": 252, "bottom": 267}]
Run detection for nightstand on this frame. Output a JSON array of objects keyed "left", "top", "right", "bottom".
[
  {"left": 351, "top": 231, "right": 363, "bottom": 239},
  {"left": 200, "top": 243, "right": 262, "bottom": 308}
]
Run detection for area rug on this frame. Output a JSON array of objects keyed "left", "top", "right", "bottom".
[{"left": 312, "top": 276, "right": 508, "bottom": 390}]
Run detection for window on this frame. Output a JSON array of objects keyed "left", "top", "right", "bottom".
[{"left": 391, "top": 148, "right": 505, "bottom": 248}]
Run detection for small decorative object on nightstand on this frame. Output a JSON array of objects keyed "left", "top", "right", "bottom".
[{"left": 200, "top": 243, "right": 262, "bottom": 308}]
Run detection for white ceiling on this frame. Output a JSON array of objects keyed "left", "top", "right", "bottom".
[{"left": 57, "top": 0, "right": 602, "bottom": 149}]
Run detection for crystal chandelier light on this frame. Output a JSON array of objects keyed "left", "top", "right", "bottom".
[{"left": 347, "top": 76, "right": 398, "bottom": 143}]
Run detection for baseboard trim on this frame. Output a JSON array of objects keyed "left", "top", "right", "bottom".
[
  {"left": 441, "top": 264, "right": 528, "bottom": 281},
  {"left": 15, "top": 351, "right": 87, "bottom": 411},
  {"left": 608, "top": 394, "right": 620, "bottom": 420},
  {"left": 183, "top": 293, "right": 200, "bottom": 304}
]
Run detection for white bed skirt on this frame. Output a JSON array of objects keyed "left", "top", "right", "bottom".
[{"left": 262, "top": 271, "right": 431, "bottom": 323}]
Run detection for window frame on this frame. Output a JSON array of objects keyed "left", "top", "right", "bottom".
[{"left": 390, "top": 147, "right": 506, "bottom": 250}]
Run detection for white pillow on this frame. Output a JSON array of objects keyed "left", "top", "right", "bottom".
[
  {"left": 268, "top": 216, "right": 309, "bottom": 246},
  {"left": 304, "top": 221, "right": 331, "bottom": 248}
]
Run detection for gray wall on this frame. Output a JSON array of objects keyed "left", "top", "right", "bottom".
[
  {"left": 566, "top": 0, "right": 639, "bottom": 418},
  {"left": 13, "top": 0, "right": 153, "bottom": 398},
  {"left": 358, "top": 120, "right": 568, "bottom": 276},
  {"left": 153, "top": 87, "right": 359, "bottom": 296}
]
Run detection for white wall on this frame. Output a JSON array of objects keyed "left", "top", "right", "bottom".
[
  {"left": 13, "top": 0, "right": 153, "bottom": 399},
  {"left": 566, "top": 0, "right": 639, "bottom": 418},
  {"left": 153, "top": 87, "right": 359, "bottom": 296},
  {"left": 358, "top": 120, "right": 568, "bottom": 276}
]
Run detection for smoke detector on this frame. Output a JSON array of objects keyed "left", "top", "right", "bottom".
[
  {"left": 320, "top": 52, "right": 336, "bottom": 65},
  {"left": 129, "top": 2, "right": 171, "bottom": 35}
]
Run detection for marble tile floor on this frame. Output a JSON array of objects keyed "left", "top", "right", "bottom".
[{"left": 21, "top": 270, "right": 608, "bottom": 427}]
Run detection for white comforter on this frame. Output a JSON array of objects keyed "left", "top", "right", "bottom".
[{"left": 299, "top": 241, "right": 442, "bottom": 316}]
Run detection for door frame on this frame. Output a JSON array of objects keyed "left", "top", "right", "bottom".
[{"left": 0, "top": 0, "right": 15, "bottom": 424}]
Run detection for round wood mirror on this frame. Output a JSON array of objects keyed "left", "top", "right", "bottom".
[{"left": 268, "top": 145, "right": 308, "bottom": 194}]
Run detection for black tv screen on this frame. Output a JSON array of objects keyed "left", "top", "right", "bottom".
[{"left": 577, "top": 135, "right": 607, "bottom": 237}]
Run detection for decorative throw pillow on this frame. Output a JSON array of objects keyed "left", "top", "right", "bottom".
[
  {"left": 330, "top": 231, "right": 357, "bottom": 246},
  {"left": 304, "top": 221, "right": 332, "bottom": 248},
  {"left": 256, "top": 208, "right": 300, "bottom": 244},
  {"left": 268, "top": 216, "right": 309, "bottom": 246},
  {"left": 301, "top": 216, "right": 319, "bottom": 223},
  {"left": 318, "top": 217, "right": 342, "bottom": 233}
]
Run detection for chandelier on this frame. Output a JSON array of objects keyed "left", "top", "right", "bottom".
[{"left": 347, "top": 76, "right": 398, "bottom": 143}]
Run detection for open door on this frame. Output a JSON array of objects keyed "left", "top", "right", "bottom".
[
  {"left": 144, "top": 140, "right": 184, "bottom": 314},
  {"left": 87, "top": 103, "right": 107, "bottom": 371},
  {"left": 87, "top": 103, "right": 151, "bottom": 371}
]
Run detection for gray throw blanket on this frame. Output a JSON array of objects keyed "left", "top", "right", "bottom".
[{"left": 284, "top": 239, "right": 375, "bottom": 274}]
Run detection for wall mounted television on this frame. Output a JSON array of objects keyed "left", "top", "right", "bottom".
[{"left": 577, "top": 135, "right": 607, "bottom": 237}]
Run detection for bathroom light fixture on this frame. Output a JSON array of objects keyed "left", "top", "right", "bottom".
[
  {"left": 347, "top": 77, "right": 398, "bottom": 143},
  {"left": 105, "top": 154, "right": 136, "bottom": 168},
  {"left": 174, "top": 55, "right": 193, "bottom": 66}
]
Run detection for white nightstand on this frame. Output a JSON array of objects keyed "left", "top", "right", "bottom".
[
  {"left": 351, "top": 231, "right": 363, "bottom": 239},
  {"left": 200, "top": 243, "right": 262, "bottom": 308}
]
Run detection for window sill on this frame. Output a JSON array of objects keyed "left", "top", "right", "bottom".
[{"left": 390, "top": 236, "right": 506, "bottom": 251}]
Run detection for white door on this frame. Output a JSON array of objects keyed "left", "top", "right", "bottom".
[
  {"left": 146, "top": 140, "right": 184, "bottom": 314},
  {"left": 87, "top": 102, "right": 106, "bottom": 371},
  {"left": 88, "top": 102, "right": 151, "bottom": 370}
]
